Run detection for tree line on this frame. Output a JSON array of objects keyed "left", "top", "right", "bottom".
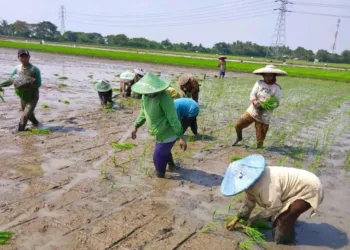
[{"left": 1, "top": 20, "right": 349, "bottom": 64}]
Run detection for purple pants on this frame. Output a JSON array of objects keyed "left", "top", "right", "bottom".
[{"left": 153, "top": 140, "right": 176, "bottom": 174}]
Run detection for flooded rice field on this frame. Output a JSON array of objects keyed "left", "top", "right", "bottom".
[{"left": 0, "top": 48, "right": 350, "bottom": 250}]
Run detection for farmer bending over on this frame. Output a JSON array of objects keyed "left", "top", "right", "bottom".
[
  {"left": 174, "top": 98, "right": 200, "bottom": 136},
  {"left": 232, "top": 65, "right": 285, "bottom": 148},
  {"left": 178, "top": 74, "right": 200, "bottom": 103},
  {"left": 120, "top": 69, "right": 145, "bottom": 97},
  {"left": 94, "top": 80, "right": 114, "bottom": 108},
  {"left": 222, "top": 155, "right": 324, "bottom": 245},
  {"left": 131, "top": 73, "right": 187, "bottom": 178},
  {"left": 0, "top": 49, "right": 42, "bottom": 131}
]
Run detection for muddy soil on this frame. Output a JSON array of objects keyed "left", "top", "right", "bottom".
[{"left": 0, "top": 48, "right": 349, "bottom": 250}]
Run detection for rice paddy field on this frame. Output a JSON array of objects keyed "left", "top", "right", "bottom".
[{"left": 0, "top": 48, "right": 350, "bottom": 249}]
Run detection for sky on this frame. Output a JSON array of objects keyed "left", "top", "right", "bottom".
[{"left": 0, "top": 0, "right": 349, "bottom": 53}]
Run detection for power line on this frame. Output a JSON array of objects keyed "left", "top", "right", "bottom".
[
  {"left": 293, "top": 2, "right": 350, "bottom": 9},
  {"left": 292, "top": 11, "right": 350, "bottom": 19},
  {"left": 66, "top": 5, "right": 277, "bottom": 24},
  {"left": 66, "top": 0, "right": 272, "bottom": 18},
  {"left": 67, "top": 12, "right": 274, "bottom": 28}
]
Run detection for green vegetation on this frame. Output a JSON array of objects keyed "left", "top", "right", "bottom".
[
  {"left": 0, "top": 41, "right": 349, "bottom": 81},
  {"left": 59, "top": 100, "right": 70, "bottom": 104},
  {"left": 0, "top": 87, "right": 4, "bottom": 102},
  {"left": 58, "top": 76, "right": 68, "bottom": 80},
  {"left": 111, "top": 142, "right": 136, "bottom": 150},
  {"left": 53, "top": 74, "right": 59, "bottom": 76},
  {"left": 231, "top": 156, "right": 242, "bottom": 162},
  {"left": 22, "top": 128, "right": 51, "bottom": 136},
  {"left": 88, "top": 74, "right": 93, "bottom": 79},
  {"left": 42, "top": 104, "right": 49, "bottom": 109},
  {"left": 58, "top": 83, "right": 67, "bottom": 88},
  {"left": 261, "top": 97, "right": 279, "bottom": 111},
  {"left": 104, "top": 108, "right": 115, "bottom": 113},
  {"left": 0, "top": 231, "right": 13, "bottom": 245}
]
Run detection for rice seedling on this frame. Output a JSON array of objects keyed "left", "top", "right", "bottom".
[
  {"left": 22, "top": 128, "right": 51, "bottom": 136},
  {"left": 113, "top": 88, "right": 119, "bottom": 92},
  {"left": 239, "top": 239, "right": 254, "bottom": 250},
  {"left": 115, "top": 74, "right": 120, "bottom": 77},
  {"left": 0, "top": 231, "right": 13, "bottom": 245},
  {"left": 111, "top": 180, "right": 118, "bottom": 189},
  {"left": 261, "top": 97, "right": 279, "bottom": 111},
  {"left": 200, "top": 221, "right": 221, "bottom": 233},
  {"left": 278, "top": 155, "right": 288, "bottom": 165},
  {"left": 58, "top": 83, "right": 67, "bottom": 88},
  {"left": 59, "top": 100, "right": 70, "bottom": 104},
  {"left": 242, "top": 226, "right": 267, "bottom": 248},
  {"left": 53, "top": 74, "right": 59, "bottom": 76},
  {"left": 227, "top": 193, "right": 245, "bottom": 211},
  {"left": 111, "top": 156, "right": 118, "bottom": 168},
  {"left": 42, "top": 104, "right": 49, "bottom": 109},
  {"left": 58, "top": 76, "right": 68, "bottom": 80},
  {"left": 88, "top": 75, "right": 93, "bottom": 79},
  {"left": 0, "top": 87, "right": 5, "bottom": 102},
  {"left": 111, "top": 142, "right": 136, "bottom": 150},
  {"left": 104, "top": 109, "right": 115, "bottom": 113},
  {"left": 100, "top": 165, "right": 109, "bottom": 180},
  {"left": 231, "top": 156, "right": 242, "bottom": 162},
  {"left": 346, "top": 151, "right": 350, "bottom": 172}
]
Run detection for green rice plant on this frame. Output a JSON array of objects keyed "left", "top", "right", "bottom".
[
  {"left": 228, "top": 193, "right": 244, "bottom": 211},
  {"left": 111, "top": 142, "right": 136, "bottom": 150},
  {"left": 346, "top": 151, "right": 350, "bottom": 172},
  {"left": 58, "top": 76, "right": 68, "bottom": 80},
  {"left": 22, "top": 128, "right": 51, "bottom": 136},
  {"left": 100, "top": 165, "right": 109, "bottom": 180},
  {"left": 59, "top": 100, "right": 70, "bottom": 104},
  {"left": 111, "top": 180, "right": 118, "bottom": 189},
  {"left": 58, "top": 83, "right": 67, "bottom": 88},
  {"left": 88, "top": 74, "right": 93, "bottom": 79},
  {"left": 242, "top": 225, "right": 267, "bottom": 248},
  {"left": 231, "top": 156, "right": 242, "bottom": 162},
  {"left": 0, "top": 231, "right": 13, "bottom": 245},
  {"left": 115, "top": 74, "right": 120, "bottom": 77},
  {"left": 187, "top": 136, "right": 196, "bottom": 142},
  {"left": 239, "top": 239, "right": 255, "bottom": 250},
  {"left": 200, "top": 221, "right": 221, "bottom": 233},
  {"left": 42, "top": 104, "right": 49, "bottom": 109},
  {"left": 111, "top": 156, "right": 118, "bottom": 168},
  {"left": 261, "top": 97, "right": 279, "bottom": 111},
  {"left": 104, "top": 109, "right": 115, "bottom": 113},
  {"left": 0, "top": 87, "right": 5, "bottom": 102},
  {"left": 278, "top": 155, "right": 288, "bottom": 166},
  {"left": 113, "top": 88, "right": 119, "bottom": 92},
  {"left": 53, "top": 74, "right": 59, "bottom": 76}
]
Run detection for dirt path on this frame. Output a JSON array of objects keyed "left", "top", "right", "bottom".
[{"left": 0, "top": 48, "right": 349, "bottom": 250}]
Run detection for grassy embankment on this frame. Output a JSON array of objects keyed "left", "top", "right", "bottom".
[{"left": 0, "top": 41, "right": 349, "bottom": 82}]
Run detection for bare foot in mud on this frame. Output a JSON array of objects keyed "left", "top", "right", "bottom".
[{"left": 232, "top": 138, "right": 242, "bottom": 146}]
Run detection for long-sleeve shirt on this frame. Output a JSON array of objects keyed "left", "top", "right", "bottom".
[
  {"left": 134, "top": 91, "right": 184, "bottom": 142},
  {"left": 237, "top": 167, "right": 324, "bottom": 222},
  {"left": 246, "top": 80, "right": 281, "bottom": 125},
  {"left": 174, "top": 98, "right": 200, "bottom": 119},
  {"left": 218, "top": 61, "right": 226, "bottom": 72}
]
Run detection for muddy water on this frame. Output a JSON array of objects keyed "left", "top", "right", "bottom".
[{"left": 0, "top": 48, "right": 349, "bottom": 250}]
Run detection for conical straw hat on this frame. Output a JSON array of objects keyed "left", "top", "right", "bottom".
[
  {"left": 131, "top": 73, "right": 170, "bottom": 95},
  {"left": 120, "top": 71, "right": 136, "bottom": 82},
  {"left": 253, "top": 65, "right": 287, "bottom": 76},
  {"left": 94, "top": 80, "right": 112, "bottom": 92},
  {"left": 178, "top": 74, "right": 191, "bottom": 86}
]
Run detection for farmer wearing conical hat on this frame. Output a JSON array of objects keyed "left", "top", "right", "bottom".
[
  {"left": 232, "top": 65, "right": 286, "bottom": 148},
  {"left": 131, "top": 73, "right": 187, "bottom": 178},
  {"left": 178, "top": 74, "right": 200, "bottom": 103},
  {"left": 221, "top": 155, "right": 324, "bottom": 245},
  {"left": 120, "top": 69, "right": 145, "bottom": 98},
  {"left": 0, "top": 49, "right": 42, "bottom": 131},
  {"left": 218, "top": 56, "right": 227, "bottom": 78},
  {"left": 94, "top": 80, "right": 114, "bottom": 108}
]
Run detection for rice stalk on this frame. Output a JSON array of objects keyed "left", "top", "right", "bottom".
[
  {"left": 261, "top": 97, "right": 278, "bottom": 111},
  {"left": 242, "top": 225, "right": 267, "bottom": 248},
  {"left": 111, "top": 142, "right": 136, "bottom": 150},
  {"left": 22, "top": 128, "right": 51, "bottom": 136},
  {"left": 42, "top": 104, "right": 49, "bottom": 109},
  {"left": 58, "top": 76, "right": 68, "bottom": 80},
  {"left": 200, "top": 221, "right": 221, "bottom": 233},
  {"left": 58, "top": 83, "right": 67, "bottom": 88},
  {"left": 0, "top": 231, "right": 13, "bottom": 245}
]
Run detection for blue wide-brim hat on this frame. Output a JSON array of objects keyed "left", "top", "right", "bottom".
[{"left": 220, "top": 155, "right": 266, "bottom": 196}]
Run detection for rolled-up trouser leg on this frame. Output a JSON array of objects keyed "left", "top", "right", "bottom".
[
  {"left": 153, "top": 140, "right": 177, "bottom": 176},
  {"left": 255, "top": 121, "right": 269, "bottom": 147},
  {"left": 20, "top": 94, "right": 39, "bottom": 130},
  {"left": 235, "top": 112, "right": 255, "bottom": 140},
  {"left": 273, "top": 199, "right": 311, "bottom": 245}
]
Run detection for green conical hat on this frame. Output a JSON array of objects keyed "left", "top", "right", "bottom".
[
  {"left": 131, "top": 73, "right": 170, "bottom": 95},
  {"left": 120, "top": 71, "right": 136, "bottom": 83},
  {"left": 94, "top": 80, "right": 112, "bottom": 92}
]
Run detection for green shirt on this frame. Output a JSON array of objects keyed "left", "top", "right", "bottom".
[
  {"left": 135, "top": 91, "right": 183, "bottom": 142},
  {"left": 11, "top": 64, "right": 42, "bottom": 102}
]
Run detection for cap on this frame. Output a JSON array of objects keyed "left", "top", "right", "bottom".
[{"left": 18, "top": 49, "right": 30, "bottom": 56}]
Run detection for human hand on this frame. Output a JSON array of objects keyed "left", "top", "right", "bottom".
[
  {"left": 131, "top": 128, "right": 137, "bottom": 140},
  {"left": 179, "top": 138, "right": 187, "bottom": 151},
  {"left": 226, "top": 218, "right": 239, "bottom": 231}
]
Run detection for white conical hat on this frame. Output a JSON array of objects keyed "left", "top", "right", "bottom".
[
  {"left": 253, "top": 65, "right": 287, "bottom": 76},
  {"left": 120, "top": 71, "right": 136, "bottom": 82}
]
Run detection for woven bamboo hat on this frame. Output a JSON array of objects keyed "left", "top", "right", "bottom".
[
  {"left": 131, "top": 73, "right": 170, "bottom": 95},
  {"left": 253, "top": 65, "right": 287, "bottom": 76},
  {"left": 218, "top": 56, "right": 227, "bottom": 60}
]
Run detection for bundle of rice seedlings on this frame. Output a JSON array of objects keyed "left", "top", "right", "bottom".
[
  {"left": 242, "top": 226, "right": 267, "bottom": 248},
  {"left": 261, "top": 97, "right": 278, "bottom": 112},
  {"left": 59, "top": 100, "right": 70, "bottom": 105},
  {"left": 22, "top": 128, "right": 51, "bottom": 136},
  {"left": 0, "top": 231, "right": 13, "bottom": 245},
  {"left": 239, "top": 239, "right": 254, "bottom": 250},
  {"left": 42, "top": 104, "right": 49, "bottom": 109},
  {"left": 200, "top": 221, "right": 221, "bottom": 233},
  {"left": 111, "top": 142, "right": 136, "bottom": 150},
  {"left": 0, "top": 87, "right": 4, "bottom": 102}
]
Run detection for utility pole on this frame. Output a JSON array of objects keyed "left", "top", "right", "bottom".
[
  {"left": 268, "top": 0, "right": 292, "bottom": 59},
  {"left": 59, "top": 5, "right": 66, "bottom": 35},
  {"left": 331, "top": 19, "right": 341, "bottom": 54}
]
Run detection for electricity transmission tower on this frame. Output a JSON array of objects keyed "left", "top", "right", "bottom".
[
  {"left": 59, "top": 5, "right": 66, "bottom": 35},
  {"left": 331, "top": 19, "right": 341, "bottom": 54},
  {"left": 268, "top": 0, "right": 292, "bottom": 59}
]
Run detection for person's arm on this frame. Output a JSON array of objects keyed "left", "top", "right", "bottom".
[
  {"left": 275, "top": 85, "right": 282, "bottom": 108},
  {"left": 245, "top": 184, "right": 283, "bottom": 225},
  {"left": 237, "top": 192, "right": 257, "bottom": 220},
  {"left": 11, "top": 68, "right": 17, "bottom": 78},
  {"left": 132, "top": 99, "right": 146, "bottom": 139},
  {"left": 33, "top": 67, "right": 42, "bottom": 87},
  {"left": 250, "top": 82, "right": 259, "bottom": 103}
]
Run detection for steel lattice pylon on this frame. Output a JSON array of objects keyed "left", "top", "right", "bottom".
[
  {"left": 59, "top": 5, "right": 66, "bottom": 35},
  {"left": 268, "top": 0, "right": 292, "bottom": 59}
]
